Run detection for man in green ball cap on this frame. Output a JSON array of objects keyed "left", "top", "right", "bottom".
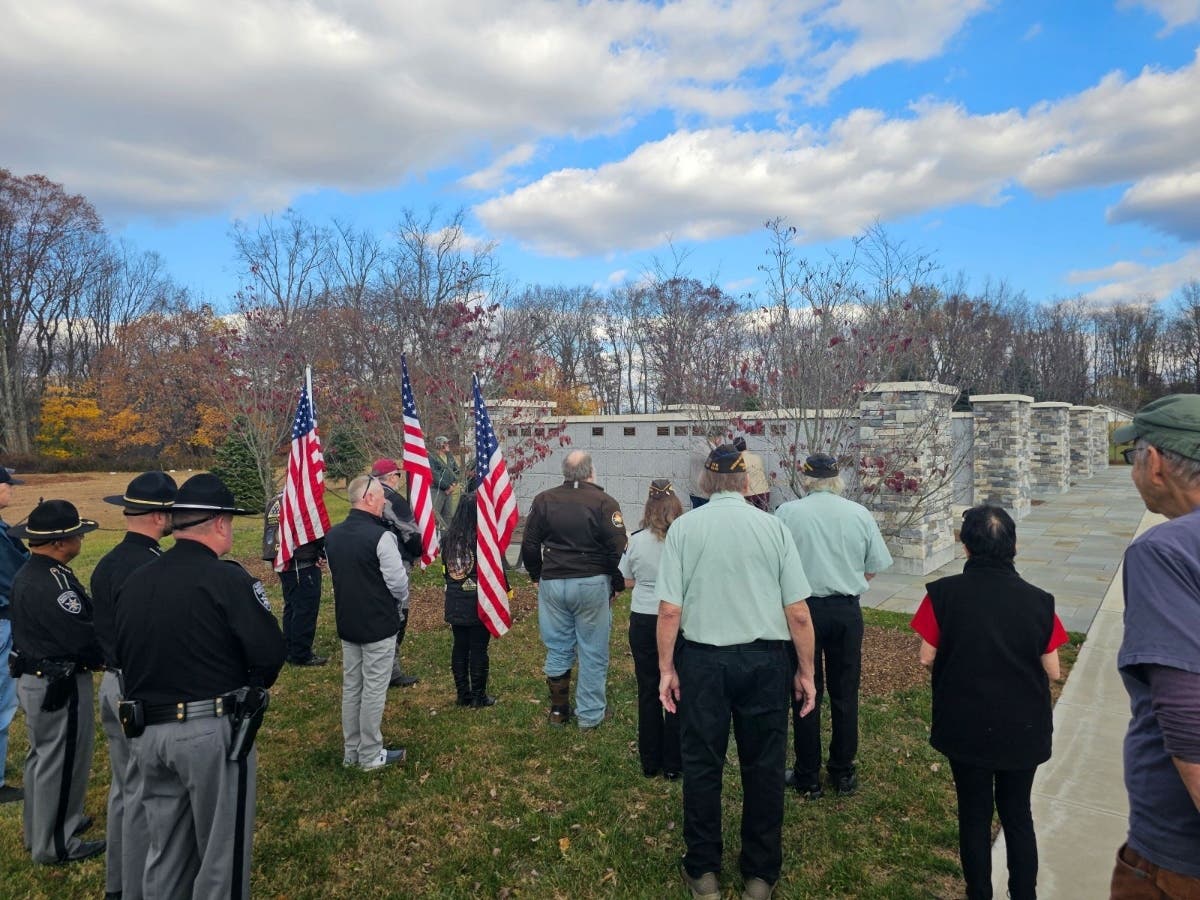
[{"left": 1108, "top": 394, "right": 1200, "bottom": 896}]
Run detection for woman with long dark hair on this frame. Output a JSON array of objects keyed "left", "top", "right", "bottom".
[
  {"left": 443, "top": 490, "right": 508, "bottom": 708},
  {"left": 619, "top": 478, "right": 684, "bottom": 779}
]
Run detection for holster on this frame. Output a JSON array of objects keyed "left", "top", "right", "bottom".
[
  {"left": 118, "top": 699, "right": 146, "bottom": 739},
  {"left": 227, "top": 686, "right": 270, "bottom": 762},
  {"left": 40, "top": 660, "right": 78, "bottom": 712}
]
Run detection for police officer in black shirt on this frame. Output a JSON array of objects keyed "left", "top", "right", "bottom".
[
  {"left": 369, "top": 458, "right": 424, "bottom": 687},
  {"left": 114, "top": 473, "right": 285, "bottom": 900},
  {"left": 92, "top": 471, "right": 176, "bottom": 900},
  {"left": 9, "top": 499, "right": 105, "bottom": 865}
]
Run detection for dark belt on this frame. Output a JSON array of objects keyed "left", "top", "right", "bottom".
[
  {"left": 144, "top": 694, "right": 235, "bottom": 726},
  {"left": 808, "top": 594, "right": 859, "bottom": 603},
  {"left": 682, "top": 638, "right": 788, "bottom": 652}
]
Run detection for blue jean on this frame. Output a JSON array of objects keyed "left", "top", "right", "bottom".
[
  {"left": 538, "top": 575, "right": 612, "bottom": 727},
  {"left": 0, "top": 618, "right": 17, "bottom": 787}
]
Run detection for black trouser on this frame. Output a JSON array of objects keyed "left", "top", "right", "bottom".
[
  {"left": 279, "top": 565, "right": 322, "bottom": 663},
  {"left": 678, "top": 639, "right": 790, "bottom": 883},
  {"left": 791, "top": 595, "right": 863, "bottom": 784},
  {"left": 450, "top": 623, "right": 491, "bottom": 698},
  {"left": 949, "top": 760, "right": 1038, "bottom": 900},
  {"left": 628, "top": 612, "right": 680, "bottom": 775}
]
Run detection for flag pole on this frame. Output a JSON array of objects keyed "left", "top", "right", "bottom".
[{"left": 305, "top": 364, "right": 314, "bottom": 419}]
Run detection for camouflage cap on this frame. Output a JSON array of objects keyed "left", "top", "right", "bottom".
[{"left": 1112, "top": 393, "right": 1200, "bottom": 461}]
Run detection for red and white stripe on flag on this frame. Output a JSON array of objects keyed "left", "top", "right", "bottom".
[
  {"left": 400, "top": 355, "right": 440, "bottom": 567},
  {"left": 474, "top": 375, "right": 516, "bottom": 637},
  {"left": 275, "top": 381, "right": 331, "bottom": 572}
]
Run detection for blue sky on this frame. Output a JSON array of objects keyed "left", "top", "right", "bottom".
[{"left": 4, "top": 0, "right": 1200, "bottom": 308}]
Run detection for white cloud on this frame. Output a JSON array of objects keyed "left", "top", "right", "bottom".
[
  {"left": 1069, "top": 248, "right": 1200, "bottom": 303},
  {"left": 808, "top": 0, "right": 990, "bottom": 100},
  {"left": 606, "top": 269, "right": 629, "bottom": 284},
  {"left": 1022, "top": 22, "right": 1043, "bottom": 41},
  {"left": 1108, "top": 168, "right": 1200, "bottom": 239},
  {"left": 459, "top": 144, "right": 539, "bottom": 192},
  {"left": 478, "top": 50, "right": 1200, "bottom": 255},
  {"left": 1118, "top": 0, "right": 1200, "bottom": 32},
  {"left": 0, "top": 0, "right": 986, "bottom": 218}
]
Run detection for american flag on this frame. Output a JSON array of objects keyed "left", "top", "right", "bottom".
[
  {"left": 474, "top": 374, "right": 517, "bottom": 637},
  {"left": 275, "top": 373, "right": 331, "bottom": 572},
  {"left": 401, "top": 355, "right": 439, "bottom": 567}
]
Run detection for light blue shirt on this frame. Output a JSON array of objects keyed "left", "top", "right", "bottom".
[
  {"left": 619, "top": 528, "right": 666, "bottom": 615},
  {"left": 658, "top": 492, "right": 811, "bottom": 645},
  {"left": 774, "top": 491, "right": 892, "bottom": 597}
]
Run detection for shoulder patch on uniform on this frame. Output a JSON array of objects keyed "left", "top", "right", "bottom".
[
  {"left": 611, "top": 511, "right": 625, "bottom": 530},
  {"left": 252, "top": 581, "right": 272, "bottom": 612},
  {"left": 57, "top": 590, "right": 82, "bottom": 615}
]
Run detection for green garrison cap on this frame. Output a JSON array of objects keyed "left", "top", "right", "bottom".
[{"left": 1112, "top": 394, "right": 1200, "bottom": 461}]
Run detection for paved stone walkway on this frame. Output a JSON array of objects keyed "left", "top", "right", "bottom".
[{"left": 860, "top": 465, "right": 1147, "bottom": 635}]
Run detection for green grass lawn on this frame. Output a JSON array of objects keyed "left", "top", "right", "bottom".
[{"left": 0, "top": 513, "right": 1085, "bottom": 899}]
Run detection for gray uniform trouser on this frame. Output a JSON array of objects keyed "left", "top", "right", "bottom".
[
  {"left": 132, "top": 716, "right": 256, "bottom": 900},
  {"left": 18, "top": 671, "right": 95, "bottom": 863},
  {"left": 99, "top": 671, "right": 148, "bottom": 898}
]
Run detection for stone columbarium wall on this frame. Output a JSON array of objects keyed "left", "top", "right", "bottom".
[
  {"left": 1029, "top": 402, "right": 1072, "bottom": 495},
  {"left": 1069, "top": 406, "right": 1096, "bottom": 479},
  {"left": 970, "top": 394, "right": 1033, "bottom": 520},
  {"left": 504, "top": 382, "right": 1102, "bottom": 576}
]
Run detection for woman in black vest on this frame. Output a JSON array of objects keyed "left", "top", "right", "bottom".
[{"left": 910, "top": 505, "right": 1068, "bottom": 900}]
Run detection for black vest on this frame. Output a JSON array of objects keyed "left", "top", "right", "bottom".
[
  {"left": 925, "top": 557, "right": 1056, "bottom": 769},
  {"left": 325, "top": 509, "right": 401, "bottom": 644}
]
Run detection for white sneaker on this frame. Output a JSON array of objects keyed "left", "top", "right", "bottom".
[{"left": 360, "top": 747, "right": 406, "bottom": 771}]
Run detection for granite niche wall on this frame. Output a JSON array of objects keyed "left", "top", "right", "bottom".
[{"left": 505, "top": 383, "right": 1114, "bottom": 575}]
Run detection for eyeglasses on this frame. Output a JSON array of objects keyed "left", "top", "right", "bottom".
[{"left": 1121, "top": 447, "right": 1147, "bottom": 465}]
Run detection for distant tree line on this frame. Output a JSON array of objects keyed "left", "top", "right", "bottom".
[{"left": 2, "top": 168, "right": 1197, "bottom": 482}]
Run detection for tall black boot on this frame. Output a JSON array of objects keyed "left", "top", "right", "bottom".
[
  {"left": 389, "top": 619, "right": 418, "bottom": 688},
  {"left": 547, "top": 672, "right": 572, "bottom": 725},
  {"left": 451, "top": 650, "right": 472, "bottom": 706},
  {"left": 470, "top": 651, "right": 495, "bottom": 708}
]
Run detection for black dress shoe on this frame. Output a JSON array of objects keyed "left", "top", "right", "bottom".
[
  {"left": 73, "top": 815, "right": 94, "bottom": 836},
  {"left": 292, "top": 655, "right": 328, "bottom": 667},
  {"left": 388, "top": 673, "right": 419, "bottom": 688},
  {"left": 0, "top": 784, "right": 23, "bottom": 804},
  {"left": 663, "top": 770, "right": 682, "bottom": 781},
  {"left": 64, "top": 839, "right": 106, "bottom": 863},
  {"left": 834, "top": 773, "right": 858, "bottom": 796},
  {"left": 471, "top": 695, "right": 496, "bottom": 708}
]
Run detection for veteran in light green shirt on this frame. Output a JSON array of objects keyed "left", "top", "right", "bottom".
[
  {"left": 654, "top": 443, "right": 817, "bottom": 899},
  {"left": 773, "top": 452, "right": 893, "bottom": 800}
]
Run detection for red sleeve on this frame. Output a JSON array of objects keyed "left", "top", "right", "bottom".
[
  {"left": 1046, "top": 614, "right": 1069, "bottom": 653},
  {"left": 909, "top": 595, "right": 939, "bottom": 646}
]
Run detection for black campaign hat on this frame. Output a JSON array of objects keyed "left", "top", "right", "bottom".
[
  {"left": 0, "top": 467, "right": 24, "bottom": 486},
  {"left": 172, "top": 473, "right": 253, "bottom": 516},
  {"left": 9, "top": 499, "right": 99, "bottom": 540},
  {"left": 104, "top": 471, "right": 178, "bottom": 513},
  {"left": 704, "top": 444, "right": 746, "bottom": 474}
]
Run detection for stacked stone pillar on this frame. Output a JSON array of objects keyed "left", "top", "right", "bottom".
[
  {"left": 1069, "top": 406, "right": 1096, "bottom": 479},
  {"left": 1091, "top": 409, "right": 1110, "bottom": 471},
  {"left": 857, "top": 381, "right": 958, "bottom": 575},
  {"left": 970, "top": 394, "right": 1034, "bottom": 519},
  {"left": 1030, "top": 402, "right": 1072, "bottom": 495}
]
